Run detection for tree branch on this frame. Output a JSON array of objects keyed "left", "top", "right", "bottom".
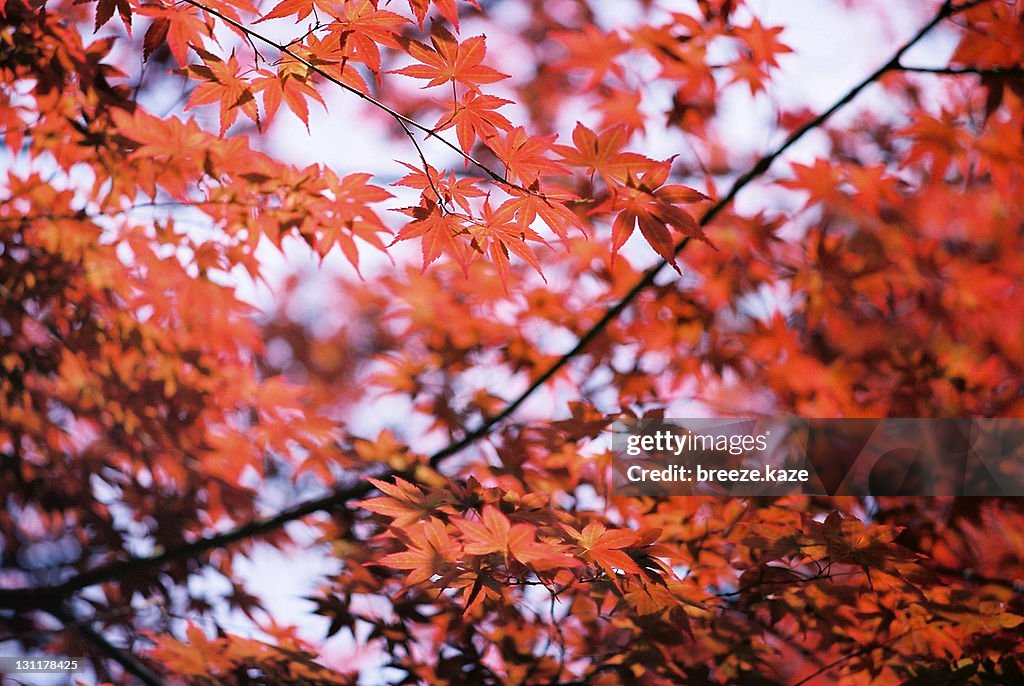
[
  {"left": 49, "top": 604, "right": 167, "bottom": 686},
  {"left": 792, "top": 629, "right": 912, "bottom": 686},
  {"left": 427, "top": 0, "right": 984, "bottom": 468},
  {"left": 0, "top": 0, "right": 991, "bottom": 605},
  {"left": 897, "top": 65, "right": 1024, "bottom": 76},
  {"left": 52, "top": 479, "right": 374, "bottom": 596},
  {"left": 928, "top": 564, "right": 1024, "bottom": 592}
]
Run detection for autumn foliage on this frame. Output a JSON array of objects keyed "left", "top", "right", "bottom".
[{"left": 2, "top": 0, "right": 1024, "bottom": 683}]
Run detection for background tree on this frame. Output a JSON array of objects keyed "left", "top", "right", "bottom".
[{"left": 2, "top": 0, "right": 1024, "bottom": 683}]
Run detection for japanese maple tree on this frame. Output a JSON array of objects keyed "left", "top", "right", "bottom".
[{"left": 2, "top": 0, "right": 1024, "bottom": 684}]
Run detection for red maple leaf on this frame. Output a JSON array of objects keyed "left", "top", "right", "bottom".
[
  {"left": 484, "top": 127, "right": 565, "bottom": 185},
  {"left": 392, "top": 25, "right": 509, "bottom": 91},
  {"left": 257, "top": 0, "right": 333, "bottom": 23},
  {"left": 94, "top": 0, "right": 131, "bottom": 33},
  {"left": 253, "top": 61, "right": 325, "bottom": 129},
  {"left": 469, "top": 199, "right": 549, "bottom": 291},
  {"left": 185, "top": 50, "right": 259, "bottom": 135},
  {"left": 394, "top": 162, "right": 486, "bottom": 214},
  {"left": 554, "top": 122, "right": 651, "bottom": 185},
  {"left": 500, "top": 186, "right": 583, "bottom": 241},
  {"left": 326, "top": 0, "right": 406, "bottom": 76},
  {"left": 137, "top": 4, "right": 211, "bottom": 65},
  {"left": 551, "top": 25, "right": 627, "bottom": 90},
  {"left": 594, "top": 160, "right": 711, "bottom": 270}
]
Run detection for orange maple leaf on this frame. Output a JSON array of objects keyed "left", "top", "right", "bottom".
[
  {"left": 379, "top": 517, "right": 460, "bottom": 586},
  {"left": 565, "top": 522, "right": 642, "bottom": 578},
  {"left": 434, "top": 90, "right": 513, "bottom": 154},
  {"left": 392, "top": 201, "right": 472, "bottom": 273},
  {"left": 458, "top": 506, "right": 578, "bottom": 570},
  {"left": 359, "top": 477, "right": 445, "bottom": 528},
  {"left": 554, "top": 123, "right": 651, "bottom": 185},
  {"left": 595, "top": 160, "right": 711, "bottom": 270},
  {"left": 392, "top": 25, "right": 509, "bottom": 91},
  {"left": 458, "top": 506, "right": 529, "bottom": 558},
  {"left": 185, "top": 50, "right": 259, "bottom": 135}
]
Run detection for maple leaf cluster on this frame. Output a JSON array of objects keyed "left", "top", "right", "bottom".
[{"left": 2, "top": 0, "right": 1024, "bottom": 684}]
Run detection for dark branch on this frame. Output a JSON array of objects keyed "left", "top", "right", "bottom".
[
  {"left": 929, "top": 565, "right": 1024, "bottom": 592},
  {"left": 897, "top": 64, "right": 1024, "bottom": 76},
  {"left": 0, "top": 0, "right": 991, "bottom": 603},
  {"left": 50, "top": 604, "right": 167, "bottom": 686},
  {"left": 792, "top": 629, "right": 912, "bottom": 686},
  {"left": 0, "top": 482, "right": 374, "bottom": 605},
  {"left": 53, "top": 479, "right": 374, "bottom": 596},
  {"left": 427, "top": 0, "right": 981, "bottom": 469}
]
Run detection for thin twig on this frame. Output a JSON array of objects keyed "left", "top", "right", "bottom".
[
  {"left": 396, "top": 119, "right": 450, "bottom": 210},
  {"left": 181, "top": 0, "right": 526, "bottom": 194}
]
